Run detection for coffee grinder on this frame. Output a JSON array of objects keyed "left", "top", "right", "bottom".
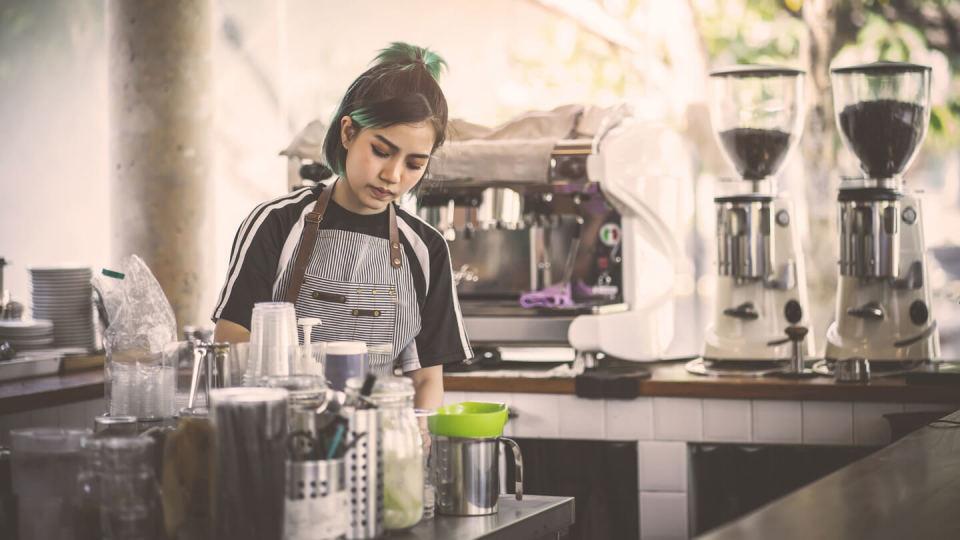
[
  {"left": 825, "top": 62, "right": 940, "bottom": 366},
  {"left": 699, "top": 66, "right": 814, "bottom": 370}
]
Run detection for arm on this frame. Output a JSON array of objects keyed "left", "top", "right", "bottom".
[
  {"left": 408, "top": 364, "right": 444, "bottom": 450},
  {"left": 214, "top": 319, "right": 251, "bottom": 343},
  {"left": 408, "top": 364, "right": 444, "bottom": 410}
]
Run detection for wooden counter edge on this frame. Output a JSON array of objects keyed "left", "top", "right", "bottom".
[
  {"left": 444, "top": 373, "right": 960, "bottom": 403},
  {"left": 0, "top": 369, "right": 103, "bottom": 415}
]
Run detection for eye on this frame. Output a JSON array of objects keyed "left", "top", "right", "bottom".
[
  {"left": 406, "top": 161, "right": 426, "bottom": 171},
  {"left": 371, "top": 145, "right": 390, "bottom": 158}
]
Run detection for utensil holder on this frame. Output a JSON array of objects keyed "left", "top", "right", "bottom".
[
  {"left": 345, "top": 408, "right": 383, "bottom": 539},
  {"left": 285, "top": 459, "right": 348, "bottom": 540}
]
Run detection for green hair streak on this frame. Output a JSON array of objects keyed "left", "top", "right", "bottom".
[{"left": 374, "top": 41, "right": 447, "bottom": 82}]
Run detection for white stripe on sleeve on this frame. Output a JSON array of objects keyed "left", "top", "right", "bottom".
[{"left": 213, "top": 188, "right": 314, "bottom": 319}]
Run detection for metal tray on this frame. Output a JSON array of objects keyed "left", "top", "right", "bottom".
[{"left": 0, "top": 354, "right": 62, "bottom": 381}]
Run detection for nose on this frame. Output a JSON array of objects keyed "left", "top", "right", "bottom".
[{"left": 379, "top": 157, "right": 403, "bottom": 184}]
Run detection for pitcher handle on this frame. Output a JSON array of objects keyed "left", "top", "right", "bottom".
[{"left": 499, "top": 436, "right": 523, "bottom": 501}]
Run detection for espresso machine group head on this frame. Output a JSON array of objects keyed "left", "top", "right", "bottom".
[
  {"left": 702, "top": 66, "right": 814, "bottom": 364},
  {"left": 825, "top": 62, "right": 940, "bottom": 364}
]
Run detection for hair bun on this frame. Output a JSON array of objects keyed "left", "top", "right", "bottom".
[{"left": 375, "top": 42, "right": 447, "bottom": 82}]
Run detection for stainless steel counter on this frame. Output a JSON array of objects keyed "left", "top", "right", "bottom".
[{"left": 395, "top": 495, "right": 575, "bottom": 540}]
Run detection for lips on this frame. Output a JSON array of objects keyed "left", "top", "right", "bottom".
[{"left": 368, "top": 186, "right": 394, "bottom": 200}]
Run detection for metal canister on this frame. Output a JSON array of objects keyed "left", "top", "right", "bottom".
[
  {"left": 432, "top": 436, "right": 523, "bottom": 516},
  {"left": 345, "top": 408, "right": 382, "bottom": 539},
  {"left": 284, "top": 459, "right": 348, "bottom": 540}
]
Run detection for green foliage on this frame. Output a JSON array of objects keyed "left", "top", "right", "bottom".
[
  {"left": 697, "top": 0, "right": 805, "bottom": 66},
  {"left": 697, "top": 0, "right": 960, "bottom": 148}
]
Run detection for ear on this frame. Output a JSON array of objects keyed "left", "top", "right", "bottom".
[{"left": 340, "top": 116, "right": 357, "bottom": 149}]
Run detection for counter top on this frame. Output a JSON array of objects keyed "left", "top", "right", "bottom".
[
  {"left": 397, "top": 495, "right": 574, "bottom": 540},
  {"left": 3, "top": 357, "right": 959, "bottom": 416},
  {"left": 699, "top": 409, "right": 960, "bottom": 539},
  {"left": 444, "top": 361, "right": 960, "bottom": 403},
  {"left": 0, "top": 369, "right": 103, "bottom": 414}
]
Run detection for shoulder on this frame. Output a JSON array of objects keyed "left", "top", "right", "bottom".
[
  {"left": 242, "top": 186, "right": 319, "bottom": 233},
  {"left": 395, "top": 204, "right": 448, "bottom": 256}
]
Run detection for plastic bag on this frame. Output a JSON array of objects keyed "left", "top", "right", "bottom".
[{"left": 92, "top": 255, "right": 177, "bottom": 355}]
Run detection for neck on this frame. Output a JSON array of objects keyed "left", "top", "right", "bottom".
[{"left": 331, "top": 178, "right": 383, "bottom": 215}]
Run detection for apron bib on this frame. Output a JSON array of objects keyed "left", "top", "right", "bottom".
[{"left": 282, "top": 182, "right": 420, "bottom": 374}]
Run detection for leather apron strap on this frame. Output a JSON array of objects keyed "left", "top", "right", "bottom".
[{"left": 283, "top": 181, "right": 402, "bottom": 305}]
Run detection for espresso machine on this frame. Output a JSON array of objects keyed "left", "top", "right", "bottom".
[
  {"left": 698, "top": 66, "right": 814, "bottom": 371},
  {"left": 419, "top": 106, "right": 681, "bottom": 362},
  {"left": 824, "top": 62, "right": 940, "bottom": 366}
]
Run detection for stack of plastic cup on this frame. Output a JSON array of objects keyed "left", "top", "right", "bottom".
[{"left": 247, "top": 302, "right": 298, "bottom": 385}]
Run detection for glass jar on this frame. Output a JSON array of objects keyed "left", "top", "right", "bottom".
[
  {"left": 96, "top": 437, "right": 163, "bottom": 540},
  {"left": 415, "top": 409, "right": 437, "bottom": 520},
  {"left": 347, "top": 376, "right": 423, "bottom": 530},
  {"left": 11, "top": 428, "right": 89, "bottom": 540}
]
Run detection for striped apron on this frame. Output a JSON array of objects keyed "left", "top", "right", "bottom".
[{"left": 282, "top": 182, "right": 421, "bottom": 374}]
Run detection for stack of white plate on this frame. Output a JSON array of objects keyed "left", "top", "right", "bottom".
[
  {"left": 29, "top": 266, "right": 95, "bottom": 350},
  {"left": 0, "top": 319, "right": 55, "bottom": 351}
]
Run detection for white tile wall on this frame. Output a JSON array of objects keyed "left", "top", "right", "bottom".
[
  {"left": 752, "top": 400, "right": 802, "bottom": 443},
  {"left": 640, "top": 491, "right": 688, "bottom": 540},
  {"left": 511, "top": 393, "right": 560, "bottom": 438},
  {"left": 558, "top": 395, "right": 605, "bottom": 439},
  {"left": 442, "top": 391, "right": 465, "bottom": 406},
  {"left": 638, "top": 441, "right": 688, "bottom": 492},
  {"left": 471, "top": 392, "right": 514, "bottom": 436},
  {"left": 605, "top": 397, "right": 653, "bottom": 440},
  {"left": 702, "top": 399, "right": 752, "bottom": 442},
  {"left": 653, "top": 398, "right": 702, "bottom": 441},
  {"left": 853, "top": 402, "right": 904, "bottom": 446},
  {"left": 802, "top": 401, "right": 853, "bottom": 445}
]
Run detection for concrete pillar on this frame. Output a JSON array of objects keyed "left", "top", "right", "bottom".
[{"left": 107, "top": 0, "right": 213, "bottom": 329}]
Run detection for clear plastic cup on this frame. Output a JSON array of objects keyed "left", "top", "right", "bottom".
[
  {"left": 248, "top": 302, "right": 299, "bottom": 383},
  {"left": 107, "top": 345, "right": 178, "bottom": 420},
  {"left": 228, "top": 342, "right": 250, "bottom": 386}
]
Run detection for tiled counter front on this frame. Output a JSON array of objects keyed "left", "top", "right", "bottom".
[{"left": 445, "top": 391, "right": 959, "bottom": 540}]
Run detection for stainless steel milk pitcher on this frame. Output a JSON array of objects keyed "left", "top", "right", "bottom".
[{"left": 433, "top": 436, "right": 523, "bottom": 516}]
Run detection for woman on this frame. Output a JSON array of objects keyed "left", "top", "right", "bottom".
[{"left": 212, "top": 42, "right": 471, "bottom": 412}]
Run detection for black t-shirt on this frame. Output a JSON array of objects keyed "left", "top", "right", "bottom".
[{"left": 212, "top": 184, "right": 472, "bottom": 370}]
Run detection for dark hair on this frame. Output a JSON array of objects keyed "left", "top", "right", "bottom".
[{"left": 323, "top": 42, "right": 449, "bottom": 176}]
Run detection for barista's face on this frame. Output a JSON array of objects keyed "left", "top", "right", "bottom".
[{"left": 337, "top": 116, "right": 435, "bottom": 215}]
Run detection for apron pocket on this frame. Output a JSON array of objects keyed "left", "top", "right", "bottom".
[{"left": 297, "top": 274, "right": 397, "bottom": 348}]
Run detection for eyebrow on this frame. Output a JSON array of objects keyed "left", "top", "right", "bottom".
[{"left": 374, "top": 135, "right": 430, "bottom": 160}]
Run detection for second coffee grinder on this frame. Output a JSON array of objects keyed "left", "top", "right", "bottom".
[
  {"left": 695, "top": 66, "right": 815, "bottom": 376},
  {"left": 824, "top": 61, "right": 940, "bottom": 368}
]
